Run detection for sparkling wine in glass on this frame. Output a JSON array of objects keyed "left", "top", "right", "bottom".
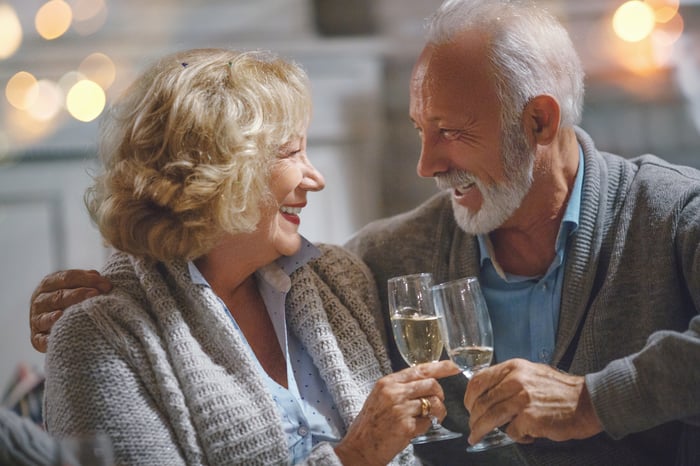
[
  {"left": 431, "top": 276, "right": 515, "bottom": 452},
  {"left": 388, "top": 273, "right": 462, "bottom": 444}
]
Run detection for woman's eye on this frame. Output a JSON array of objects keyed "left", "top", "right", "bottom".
[{"left": 279, "top": 148, "right": 300, "bottom": 158}]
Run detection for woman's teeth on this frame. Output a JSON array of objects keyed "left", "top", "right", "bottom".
[{"left": 280, "top": 206, "right": 302, "bottom": 215}]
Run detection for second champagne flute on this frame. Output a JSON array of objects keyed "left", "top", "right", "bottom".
[
  {"left": 431, "top": 276, "right": 515, "bottom": 452},
  {"left": 388, "top": 273, "right": 462, "bottom": 444}
]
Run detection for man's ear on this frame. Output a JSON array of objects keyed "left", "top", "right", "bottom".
[{"left": 522, "top": 94, "right": 560, "bottom": 146}]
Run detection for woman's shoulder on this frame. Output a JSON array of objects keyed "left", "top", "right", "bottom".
[
  {"left": 48, "top": 265, "right": 157, "bottom": 366},
  {"left": 51, "top": 292, "right": 144, "bottom": 346}
]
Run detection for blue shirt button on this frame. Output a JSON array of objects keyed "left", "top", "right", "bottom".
[{"left": 297, "top": 425, "right": 309, "bottom": 437}]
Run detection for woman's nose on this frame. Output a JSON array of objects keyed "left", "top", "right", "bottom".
[{"left": 301, "top": 160, "right": 325, "bottom": 192}]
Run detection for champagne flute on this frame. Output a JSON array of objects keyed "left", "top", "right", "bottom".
[
  {"left": 431, "top": 276, "right": 515, "bottom": 452},
  {"left": 388, "top": 273, "right": 462, "bottom": 444}
]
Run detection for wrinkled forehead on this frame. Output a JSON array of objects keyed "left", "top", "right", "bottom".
[{"left": 409, "top": 32, "right": 499, "bottom": 122}]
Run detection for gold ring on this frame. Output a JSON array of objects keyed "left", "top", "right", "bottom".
[{"left": 419, "top": 397, "right": 431, "bottom": 418}]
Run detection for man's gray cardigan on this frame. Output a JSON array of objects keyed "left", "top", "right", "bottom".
[{"left": 346, "top": 127, "right": 700, "bottom": 465}]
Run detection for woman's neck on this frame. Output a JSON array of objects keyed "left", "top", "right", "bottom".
[
  {"left": 193, "top": 235, "right": 278, "bottom": 298},
  {"left": 194, "top": 238, "right": 288, "bottom": 388}
]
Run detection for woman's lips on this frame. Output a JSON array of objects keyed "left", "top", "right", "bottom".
[{"left": 280, "top": 205, "right": 302, "bottom": 225}]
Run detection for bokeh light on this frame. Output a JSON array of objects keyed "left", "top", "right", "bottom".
[
  {"left": 652, "top": 11, "right": 684, "bottom": 47},
  {"left": 612, "top": 1, "right": 656, "bottom": 43},
  {"left": 646, "top": 0, "right": 680, "bottom": 24},
  {"left": 6, "top": 72, "right": 39, "bottom": 111},
  {"left": 26, "top": 80, "right": 63, "bottom": 122},
  {"left": 71, "top": 0, "right": 105, "bottom": 21},
  {"left": 71, "top": 0, "right": 108, "bottom": 36},
  {"left": 5, "top": 104, "right": 61, "bottom": 143},
  {"left": 66, "top": 80, "right": 106, "bottom": 122},
  {"left": 0, "top": 4, "right": 22, "bottom": 59},
  {"left": 79, "top": 52, "right": 116, "bottom": 89},
  {"left": 58, "top": 71, "right": 87, "bottom": 95},
  {"left": 614, "top": 39, "right": 658, "bottom": 75},
  {"left": 36, "top": 0, "right": 73, "bottom": 40}
]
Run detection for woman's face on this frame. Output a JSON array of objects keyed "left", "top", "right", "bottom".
[{"left": 259, "top": 133, "right": 325, "bottom": 258}]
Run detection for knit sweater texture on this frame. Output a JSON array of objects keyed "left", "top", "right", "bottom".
[
  {"left": 346, "top": 127, "right": 700, "bottom": 465},
  {"left": 44, "top": 244, "right": 415, "bottom": 465},
  {"left": 0, "top": 407, "right": 57, "bottom": 466}
]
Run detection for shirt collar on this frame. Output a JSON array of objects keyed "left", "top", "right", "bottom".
[
  {"left": 559, "top": 144, "right": 584, "bottom": 239},
  {"left": 477, "top": 146, "right": 584, "bottom": 271},
  {"left": 187, "top": 236, "right": 320, "bottom": 293}
]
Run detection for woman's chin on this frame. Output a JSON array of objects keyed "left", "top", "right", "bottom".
[{"left": 275, "top": 235, "right": 303, "bottom": 257}]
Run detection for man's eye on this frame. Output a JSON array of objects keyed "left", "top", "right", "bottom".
[{"left": 440, "top": 129, "right": 460, "bottom": 140}]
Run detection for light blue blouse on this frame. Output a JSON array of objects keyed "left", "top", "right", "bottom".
[
  {"left": 188, "top": 238, "right": 344, "bottom": 463},
  {"left": 476, "top": 148, "right": 584, "bottom": 364}
]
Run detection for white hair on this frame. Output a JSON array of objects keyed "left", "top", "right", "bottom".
[{"left": 425, "top": 0, "right": 585, "bottom": 128}]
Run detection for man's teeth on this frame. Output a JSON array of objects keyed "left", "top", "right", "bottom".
[
  {"left": 456, "top": 182, "right": 475, "bottom": 194},
  {"left": 280, "top": 206, "right": 302, "bottom": 215}
]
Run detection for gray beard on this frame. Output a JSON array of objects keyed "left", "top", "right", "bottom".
[{"left": 435, "top": 125, "right": 535, "bottom": 235}]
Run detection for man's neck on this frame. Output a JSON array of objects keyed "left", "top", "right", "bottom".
[{"left": 488, "top": 128, "right": 579, "bottom": 277}]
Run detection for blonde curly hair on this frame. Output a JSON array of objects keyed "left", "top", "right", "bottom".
[{"left": 85, "top": 48, "right": 312, "bottom": 261}]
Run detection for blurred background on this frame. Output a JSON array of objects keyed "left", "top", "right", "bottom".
[{"left": 1, "top": 0, "right": 699, "bottom": 398}]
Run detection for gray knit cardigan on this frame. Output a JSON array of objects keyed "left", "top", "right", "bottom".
[
  {"left": 44, "top": 244, "right": 415, "bottom": 465},
  {"left": 346, "top": 127, "right": 700, "bottom": 465}
]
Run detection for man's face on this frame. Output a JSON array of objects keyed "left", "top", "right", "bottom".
[{"left": 409, "top": 32, "right": 534, "bottom": 234}]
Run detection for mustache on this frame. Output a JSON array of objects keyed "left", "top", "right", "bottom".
[{"left": 435, "top": 170, "right": 476, "bottom": 190}]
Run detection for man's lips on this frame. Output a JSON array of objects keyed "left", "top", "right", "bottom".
[{"left": 454, "top": 182, "right": 476, "bottom": 197}]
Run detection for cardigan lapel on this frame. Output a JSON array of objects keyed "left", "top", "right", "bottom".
[
  {"left": 552, "top": 128, "right": 608, "bottom": 370},
  {"left": 286, "top": 264, "right": 372, "bottom": 430},
  {"left": 130, "top": 256, "right": 290, "bottom": 464}
]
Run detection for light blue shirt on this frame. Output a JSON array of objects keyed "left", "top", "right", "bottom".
[
  {"left": 476, "top": 148, "right": 584, "bottom": 364},
  {"left": 188, "top": 238, "right": 343, "bottom": 463}
]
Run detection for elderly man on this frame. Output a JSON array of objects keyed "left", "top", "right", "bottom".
[
  {"left": 29, "top": 0, "right": 700, "bottom": 464},
  {"left": 345, "top": 0, "right": 700, "bottom": 464}
]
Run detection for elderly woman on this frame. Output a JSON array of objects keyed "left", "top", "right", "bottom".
[{"left": 41, "top": 48, "right": 457, "bottom": 465}]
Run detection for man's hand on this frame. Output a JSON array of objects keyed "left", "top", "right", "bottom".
[
  {"left": 29, "top": 269, "right": 112, "bottom": 352},
  {"left": 464, "top": 358, "right": 603, "bottom": 445}
]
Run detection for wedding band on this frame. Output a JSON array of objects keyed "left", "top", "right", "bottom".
[{"left": 419, "top": 397, "right": 431, "bottom": 418}]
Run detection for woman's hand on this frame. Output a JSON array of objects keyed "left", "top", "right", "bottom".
[
  {"left": 334, "top": 360, "right": 460, "bottom": 465},
  {"left": 29, "top": 269, "right": 112, "bottom": 352}
]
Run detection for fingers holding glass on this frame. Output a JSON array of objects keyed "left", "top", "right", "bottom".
[
  {"left": 388, "top": 273, "right": 462, "bottom": 443},
  {"left": 431, "top": 276, "right": 515, "bottom": 452},
  {"left": 339, "top": 365, "right": 454, "bottom": 462},
  {"left": 419, "top": 397, "right": 432, "bottom": 417}
]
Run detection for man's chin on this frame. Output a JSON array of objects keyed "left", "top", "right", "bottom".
[{"left": 451, "top": 202, "right": 506, "bottom": 235}]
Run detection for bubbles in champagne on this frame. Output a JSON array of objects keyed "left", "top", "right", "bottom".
[{"left": 391, "top": 310, "right": 444, "bottom": 366}]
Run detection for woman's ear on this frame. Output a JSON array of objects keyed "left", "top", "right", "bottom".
[{"left": 522, "top": 94, "right": 560, "bottom": 146}]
